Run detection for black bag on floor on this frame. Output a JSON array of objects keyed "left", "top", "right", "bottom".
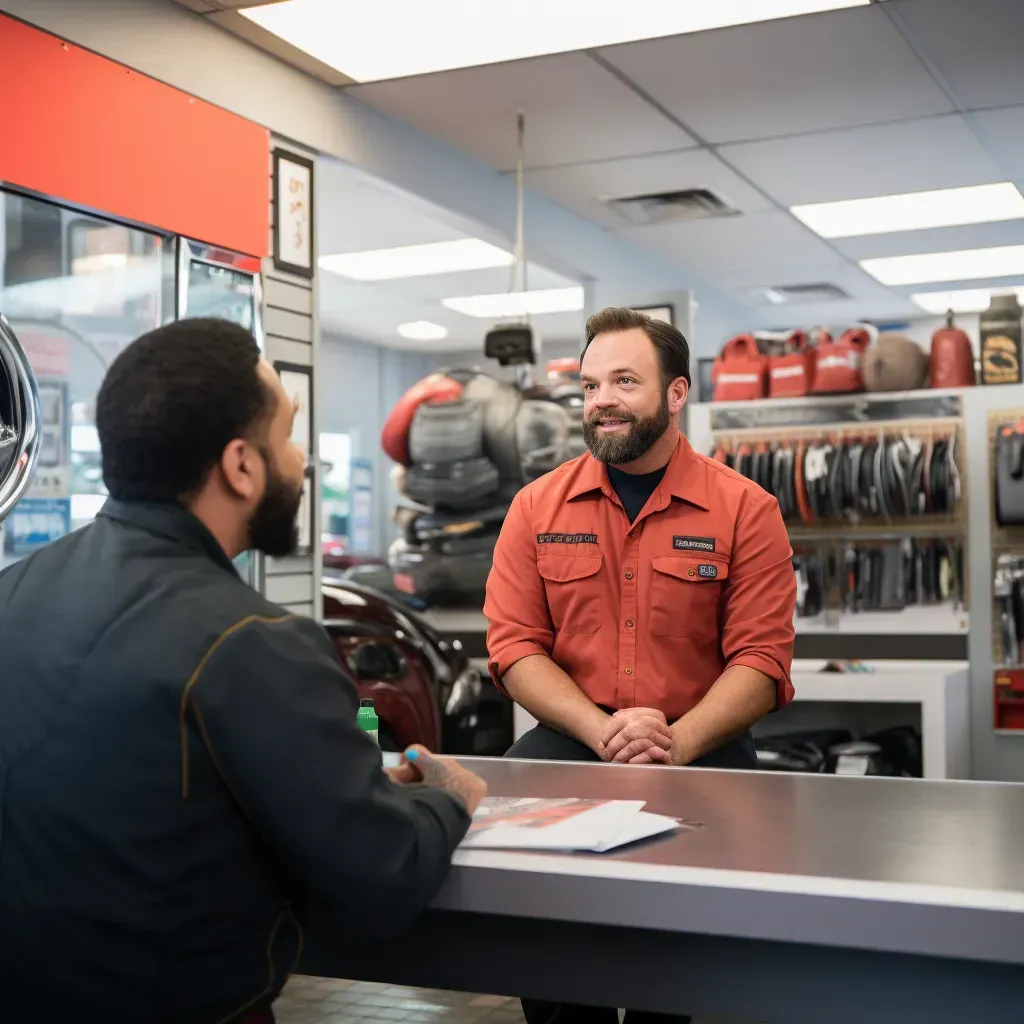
[
  {"left": 402, "top": 457, "right": 499, "bottom": 510},
  {"left": 409, "top": 399, "right": 483, "bottom": 464}
]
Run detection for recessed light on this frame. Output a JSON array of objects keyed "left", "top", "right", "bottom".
[
  {"left": 861, "top": 245, "right": 1024, "bottom": 287},
  {"left": 792, "top": 183, "right": 1024, "bottom": 239},
  {"left": 911, "top": 287, "right": 1024, "bottom": 316},
  {"left": 442, "top": 287, "right": 585, "bottom": 319},
  {"left": 240, "top": 0, "right": 869, "bottom": 83},
  {"left": 318, "top": 239, "right": 513, "bottom": 281},
  {"left": 397, "top": 321, "right": 449, "bottom": 341}
]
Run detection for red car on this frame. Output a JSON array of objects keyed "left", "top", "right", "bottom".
[{"left": 321, "top": 577, "right": 511, "bottom": 755}]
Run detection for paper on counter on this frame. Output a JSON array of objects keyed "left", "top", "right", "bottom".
[{"left": 460, "top": 797, "right": 678, "bottom": 853}]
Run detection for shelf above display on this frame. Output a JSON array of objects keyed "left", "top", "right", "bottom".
[{"left": 796, "top": 603, "right": 968, "bottom": 636}]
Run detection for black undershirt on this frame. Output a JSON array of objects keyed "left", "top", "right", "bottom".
[{"left": 606, "top": 464, "right": 667, "bottom": 523}]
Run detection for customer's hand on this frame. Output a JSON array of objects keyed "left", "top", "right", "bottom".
[
  {"left": 599, "top": 708, "right": 673, "bottom": 765},
  {"left": 388, "top": 745, "right": 488, "bottom": 815}
]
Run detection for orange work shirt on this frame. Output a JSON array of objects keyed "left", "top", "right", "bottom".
[{"left": 484, "top": 433, "right": 796, "bottom": 721}]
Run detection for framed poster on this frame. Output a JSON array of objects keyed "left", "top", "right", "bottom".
[
  {"left": 272, "top": 149, "right": 315, "bottom": 279},
  {"left": 294, "top": 467, "right": 315, "bottom": 557},
  {"left": 632, "top": 304, "right": 675, "bottom": 327},
  {"left": 275, "top": 361, "right": 313, "bottom": 460}
]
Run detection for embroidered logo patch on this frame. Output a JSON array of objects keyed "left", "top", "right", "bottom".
[
  {"left": 697, "top": 563, "right": 718, "bottom": 579},
  {"left": 536, "top": 533, "right": 599, "bottom": 545},
  {"left": 673, "top": 535, "right": 716, "bottom": 553}
]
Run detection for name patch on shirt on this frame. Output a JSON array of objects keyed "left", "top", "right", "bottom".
[
  {"left": 536, "top": 533, "right": 599, "bottom": 545},
  {"left": 697, "top": 563, "right": 719, "bottom": 579},
  {"left": 673, "top": 535, "right": 716, "bottom": 553}
]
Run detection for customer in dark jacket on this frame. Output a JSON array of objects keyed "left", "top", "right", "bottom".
[{"left": 0, "top": 318, "right": 486, "bottom": 1023}]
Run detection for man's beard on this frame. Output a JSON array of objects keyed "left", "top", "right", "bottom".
[
  {"left": 248, "top": 459, "right": 303, "bottom": 558},
  {"left": 583, "top": 392, "right": 671, "bottom": 464}
]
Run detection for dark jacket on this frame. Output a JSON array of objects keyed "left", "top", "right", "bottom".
[{"left": 0, "top": 500, "right": 469, "bottom": 1022}]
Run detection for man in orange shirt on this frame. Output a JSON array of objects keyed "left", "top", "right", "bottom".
[
  {"left": 484, "top": 307, "right": 795, "bottom": 1021},
  {"left": 486, "top": 305, "right": 795, "bottom": 774}
]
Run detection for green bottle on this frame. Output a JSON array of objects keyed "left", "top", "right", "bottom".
[{"left": 357, "top": 698, "right": 379, "bottom": 746}]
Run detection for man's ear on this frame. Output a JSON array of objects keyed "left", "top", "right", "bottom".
[
  {"left": 219, "top": 439, "right": 261, "bottom": 501},
  {"left": 668, "top": 376, "right": 689, "bottom": 416}
]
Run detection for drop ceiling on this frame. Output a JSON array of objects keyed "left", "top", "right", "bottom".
[
  {"left": 190, "top": 0, "right": 1024, "bottom": 344},
  {"left": 315, "top": 159, "right": 586, "bottom": 350},
  {"left": 335, "top": 0, "right": 1024, "bottom": 330}
]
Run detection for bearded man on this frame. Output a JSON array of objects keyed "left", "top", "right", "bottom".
[
  {"left": 484, "top": 307, "right": 797, "bottom": 1021},
  {"left": 0, "top": 318, "right": 486, "bottom": 1023}
]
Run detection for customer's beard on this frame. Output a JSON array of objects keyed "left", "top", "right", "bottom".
[
  {"left": 248, "top": 462, "right": 303, "bottom": 558},
  {"left": 583, "top": 393, "right": 671, "bottom": 465}
]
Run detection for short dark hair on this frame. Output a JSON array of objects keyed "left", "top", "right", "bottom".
[
  {"left": 97, "top": 318, "right": 272, "bottom": 502},
  {"left": 584, "top": 306, "right": 691, "bottom": 387}
]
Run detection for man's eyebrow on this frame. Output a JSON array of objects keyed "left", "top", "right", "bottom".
[{"left": 580, "top": 366, "right": 642, "bottom": 381}]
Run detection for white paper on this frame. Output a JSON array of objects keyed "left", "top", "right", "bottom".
[{"left": 460, "top": 798, "right": 678, "bottom": 853}]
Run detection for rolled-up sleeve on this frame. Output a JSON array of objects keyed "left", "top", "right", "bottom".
[
  {"left": 720, "top": 490, "right": 796, "bottom": 708},
  {"left": 483, "top": 488, "right": 554, "bottom": 693}
]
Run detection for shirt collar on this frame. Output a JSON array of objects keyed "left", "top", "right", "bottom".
[
  {"left": 97, "top": 498, "right": 240, "bottom": 574},
  {"left": 567, "top": 432, "right": 710, "bottom": 511}
]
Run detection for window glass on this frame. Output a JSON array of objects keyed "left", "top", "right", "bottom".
[{"left": 0, "top": 190, "right": 173, "bottom": 568}]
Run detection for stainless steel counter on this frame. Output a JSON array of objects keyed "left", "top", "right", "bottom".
[{"left": 302, "top": 759, "right": 1024, "bottom": 1023}]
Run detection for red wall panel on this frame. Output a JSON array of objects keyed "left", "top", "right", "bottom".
[{"left": 0, "top": 14, "right": 269, "bottom": 257}]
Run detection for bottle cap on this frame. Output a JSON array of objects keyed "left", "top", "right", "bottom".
[{"left": 359, "top": 698, "right": 374, "bottom": 708}]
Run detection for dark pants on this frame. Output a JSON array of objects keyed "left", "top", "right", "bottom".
[{"left": 506, "top": 721, "right": 757, "bottom": 1024}]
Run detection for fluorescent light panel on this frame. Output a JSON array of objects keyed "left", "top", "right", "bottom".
[
  {"left": 443, "top": 287, "right": 585, "bottom": 318},
  {"left": 792, "top": 183, "right": 1024, "bottom": 239},
  {"left": 861, "top": 244, "right": 1024, "bottom": 286},
  {"left": 240, "top": 0, "right": 868, "bottom": 83},
  {"left": 397, "top": 320, "right": 449, "bottom": 341},
  {"left": 911, "top": 287, "right": 1024, "bottom": 316},
  {"left": 318, "top": 239, "right": 512, "bottom": 281}
]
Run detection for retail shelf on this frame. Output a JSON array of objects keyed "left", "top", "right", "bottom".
[{"left": 795, "top": 603, "right": 968, "bottom": 635}]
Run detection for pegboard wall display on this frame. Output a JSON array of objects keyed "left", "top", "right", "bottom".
[
  {"left": 689, "top": 391, "right": 970, "bottom": 661},
  {"left": 989, "top": 408, "right": 1024, "bottom": 732}
]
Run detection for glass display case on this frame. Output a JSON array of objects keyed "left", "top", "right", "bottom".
[{"left": 177, "top": 238, "right": 265, "bottom": 587}]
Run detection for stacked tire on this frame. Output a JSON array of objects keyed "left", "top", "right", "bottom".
[{"left": 382, "top": 367, "right": 577, "bottom": 607}]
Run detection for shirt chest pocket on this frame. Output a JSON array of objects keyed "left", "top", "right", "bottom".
[
  {"left": 649, "top": 555, "right": 729, "bottom": 638},
  {"left": 537, "top": 553, "right": 604, "bottom": 635}
]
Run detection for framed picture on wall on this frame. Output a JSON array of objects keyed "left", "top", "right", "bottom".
[
  {"left": 294, "top": 466, "right": 315, "bottom": 558},
  {"left": 272, "top": 148, "right": 315, "bottom": 279},
  {"left": 631, "top": 304, "right": 675, "bottom": 327},
  {"left": 274, "top": 361, "right": 313, "bottom": 460}
]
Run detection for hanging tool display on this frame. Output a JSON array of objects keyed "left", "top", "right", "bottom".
[
  {"left": 711, "top": 428, "right": 961, "bottom": 524},
  {"left": 794, "top": 538, "right": 963, "bottom": 618},
  {"left": 994, "top": 554, "right": 1024, "bottom": 665},
  {"left": 995, "top": 419, "right": 1024, "bottom": 527}
]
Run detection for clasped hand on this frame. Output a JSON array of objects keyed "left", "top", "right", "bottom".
[{"left": 598, "top": 707, "right": 674, "bottom": 765}]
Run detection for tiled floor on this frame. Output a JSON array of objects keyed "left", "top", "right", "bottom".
[
  {"left": 274, "top": 978, "right": 768, "bottom": 1024},
  {"left": 274, "top": 977, "right": 526, "bottom": 1024}
]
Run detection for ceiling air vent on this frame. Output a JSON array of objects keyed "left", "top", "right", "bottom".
[
  {"left": 749, "top": 283, "right": 851, "bottom": 306},
  {"left": 607, "top": 188, "right": 739, "bottom": 226}
]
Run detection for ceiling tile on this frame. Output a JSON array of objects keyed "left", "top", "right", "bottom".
[
  {"left": 971, "top": 106, "right": 1024, "bottom": 180},
  {"left": 720, "top": 115, "right": 1005, "bottom": 206},
  {"left": 348, "top": 51, "right": 695, "bottom": 171},
  {"left": 618, "top": 210, "right": 844, "bottom": 277},
  {"left": 891, "top": 0, "right": 1024, "bottom": 110},
  {"left": 523, "top": 148, "right": 773, "bottom": 229},
  {"left": 832, "top": 219, "right": 1024, "bottom": 263},
  {"left": 598, "top": 5, "right": 953, "bottom": 145}
]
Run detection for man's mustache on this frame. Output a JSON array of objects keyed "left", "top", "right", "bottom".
[{"left": 587, "top": 409, "right": 637, "bottom": 427}]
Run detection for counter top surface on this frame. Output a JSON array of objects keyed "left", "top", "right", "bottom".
[{"left": 431, "top": 758, "right": 1024, "bottom": 964}]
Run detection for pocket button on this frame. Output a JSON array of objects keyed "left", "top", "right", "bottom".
[{"left": 687, "top": 568, "right": 696, "bottom": 577}]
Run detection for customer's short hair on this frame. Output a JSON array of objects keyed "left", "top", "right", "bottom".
[
  {"left": 584, "top": 306, "right": 691, "bottom": 387},
  {"left": 97, "top": 318, "right": 272, "bottom": 502}
]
